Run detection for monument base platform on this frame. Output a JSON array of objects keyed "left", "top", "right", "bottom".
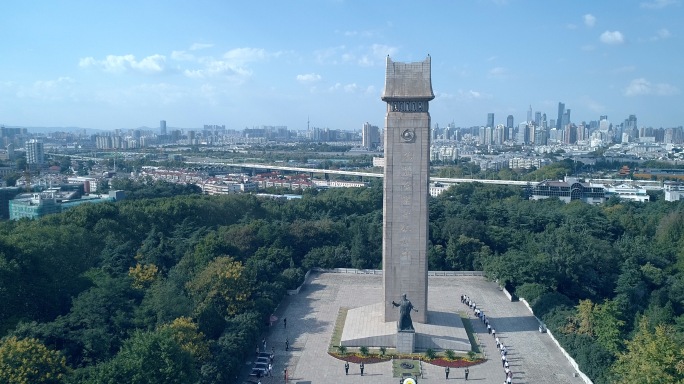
[
  {"left": 396, "top": 330, "right": 415, "bottom": 353},
  {"left": 340, "top": 302, "right": 471, "bottom": 352}
]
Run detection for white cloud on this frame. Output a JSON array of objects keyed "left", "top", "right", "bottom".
[
  {"left": 183, "top": 58, "right": 251, "bottom": 80},
  {"left": 584, "top": 14, "right": 596, "bottom": 27},
  {"left": 488, "top": 67, "right": 508, "bottom": 78},
  {"left": 451, "top": 89, "right": 492, "bottom": 101},
  {"left": 79, "top": 54, "right": 167, "bottom": 74},
  {"left": 657, "top": 28, "right": 671, "bottom": 38},
  {"left": 296, "top": 73, "right": 322, "bottom": 83},
  {"left": 171, "top": 50, "right": 194, "bottom": 61},
  {"left": 600, "top": 30, "right": 625, "bottom": 44},
  {"left": 223, "top": 47, "right": 272, "bottom": 64},
  {"left": 610, "top": 65, "right": 636, "bottom": 74},
  {"left": 649, "top": 28, "right": 672, "bottom": 41},
  {"left": 314, "top": 45, "right": 347, "bottom": 65},
  {"left": 16, "top": 77, "right": 76, "bottom": 100},
  {"left": 624, "top": 78, "right": 679, "bottom": 96},
  {"left": 580, "top": 96, "right": 605, "bottom": 113},
  {"left": 327, "top": 82, "right": 359, "bottom": 93},
  {"left": 190, "top": 43, "right": 214, "bottom": 51},
  {"left": 343, "top": 83, "right": 358, "bottom": 93},
  {"left": 181, "top": 47, "right": 279, "bottom": 81},
  {"left": 315, "top": 44, "right": 398, "bottom": 66},
  {"left": 640, "top": 0, "right": 679, "bottom": 9}
]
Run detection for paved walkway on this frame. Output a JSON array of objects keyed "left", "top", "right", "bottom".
[{"left": 242, "top": 272, "right": 584, "bottom": 384}]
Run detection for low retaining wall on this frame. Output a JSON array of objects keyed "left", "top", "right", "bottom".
[
  {"left": 520, "top": 298, "right": 593, "bottom": 384},
  {"left": 309, "top": 268, "right": 485, "bottom": 277}
]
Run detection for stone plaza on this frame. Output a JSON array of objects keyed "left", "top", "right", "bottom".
[{"left": 245, "top": 271, "right": 584, "bottom": 384}]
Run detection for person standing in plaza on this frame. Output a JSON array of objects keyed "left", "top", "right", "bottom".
[
  {"left": 345, "top": 361, "right": 349, "bottom": 375},
  {"left": 283, "top": 317, "right": 287, "bottom": 328},
  {"left": 445, "top": 366, "right": 450, "bottom": 379},
  {"left": 360, "top": 362, "right": 364, "bottom": 376},
  {"left": 464, "top": 367, "right": 469, "bottom": 380},
  {"left": 285, "top": 338, "right": 289, "bottom": 351}
]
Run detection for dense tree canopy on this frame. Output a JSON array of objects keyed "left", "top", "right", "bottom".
[{"left": 1, "top": 179, "right": 683, "bottom": 383}]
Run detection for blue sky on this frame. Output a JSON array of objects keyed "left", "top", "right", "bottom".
[{"left": 1, "top": 0, "right": 682, "bottom": 132}]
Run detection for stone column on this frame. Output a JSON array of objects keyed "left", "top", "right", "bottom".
[{"left": 381, "top": 56, "right": 434, "bottom": 324}]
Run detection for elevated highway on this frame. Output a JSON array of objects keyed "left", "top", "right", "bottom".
[
  {"left": 187, "top": 161, "right": 538, "bottom": 186},
  {"left": 48, "top": 153, "right": 538, "bottom": 187}
]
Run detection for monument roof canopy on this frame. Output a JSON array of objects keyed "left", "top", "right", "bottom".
[{"left": 382, "top": 56, "right": 435, "bottom": 102}]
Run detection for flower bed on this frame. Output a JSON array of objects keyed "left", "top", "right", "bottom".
[
  {"left": 329, "top": 352, "right": 483, "bottom": 368},
  {"left": 329, "top": 353, "right": 391, "bottom": 364},
  {"left": 428, "top": 357, "right": 484, "bottom": 368}
]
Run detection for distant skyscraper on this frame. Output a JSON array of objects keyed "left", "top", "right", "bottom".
[
  {"left": 506, "top": 115, "right": 514, "bottom": 129},
  {"left": 362, "top": 122, "right": 380, "bottom": 149},
  {"left": 487, "top": 113, "right": 494, "bottom": 128},
  {"left": 527, "top": 105, "right": 533, "bottom": 123},
  {"left": 534, "top": 111, "right": 541, "bottom": 127},
  {"left": 517, "top": 122, "right": 529, "bottom": 144},
  {"left": 26, "top": 139, "right": 44, "bottom": 165},
  {"left": 494, "top": 124, "right": 504, "bottom": 145},
  {"left": 160, "top": 120, "right": 167, "bottom": 135},
  {"left": 562, "top": 109, "right": 571, "bottom": 128},
  {"left": 556, "top": 102, "right": 565, "bottom": 130}
]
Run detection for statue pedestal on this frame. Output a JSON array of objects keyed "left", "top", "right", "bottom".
[{"left": 396, "top": 330, "right": 415, "bottom": 353}]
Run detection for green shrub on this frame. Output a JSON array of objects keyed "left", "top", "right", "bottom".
[
  {"left": 425, "top": 348, "right": 436, "bottom": 360},
  {"left": 516, "top": 282, "right": 549, "bottom": 305},
  {"left": 532, "top": 292, "right": 574, "bottom": 318}
]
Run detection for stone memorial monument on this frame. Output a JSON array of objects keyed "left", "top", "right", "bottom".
[
  {"left": 382, "top": 55, "right": 434, "bottom": 324},
  {"left": 339, "top": 57, "right": 471, "bottom": 354}
]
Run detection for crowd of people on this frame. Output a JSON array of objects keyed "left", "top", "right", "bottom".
[{"left": 461, "top": 294, "right": 514, "bottom": 384}]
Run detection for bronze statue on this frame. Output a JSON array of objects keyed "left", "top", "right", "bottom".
[{"left": 392, "top": 293, "right": 418, "bottom": 331}]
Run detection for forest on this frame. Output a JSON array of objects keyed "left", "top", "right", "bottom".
[{"left": 1, "top": 179, "right": 684, "bottom": 383}]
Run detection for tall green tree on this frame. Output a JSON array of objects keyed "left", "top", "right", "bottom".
[
  {"left": 0, "top": 336, "right": 68, "bottom": 384},
  {"left": 612, "top": 318, "right": 684, "bottom": 384}
]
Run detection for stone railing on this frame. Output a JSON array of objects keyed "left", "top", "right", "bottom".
[
  {"left": 519, "top": 298, "right": 593, "bottom": 384},
  {"left": 309, "top": 268, "right": 485, "bottom": 277},
  {"left": 286, "top": 269, "right": 313, "bottom": 295}
]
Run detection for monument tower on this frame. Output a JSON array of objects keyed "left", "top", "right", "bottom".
[{"left": 382, "top": 56, "right": 434, "bottom": 324}]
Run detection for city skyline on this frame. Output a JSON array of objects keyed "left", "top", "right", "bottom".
[{"left": 1, "top": 0, "right": 683, "bottom": 132}]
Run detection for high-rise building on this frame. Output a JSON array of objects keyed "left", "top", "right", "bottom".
[
  {"left": 527, "top": 105, "right": 533, "bottom": 123},
  {"left": 556, "top": 102, "right": 565, "bottom": 130},
  {"left": 517, "top": 122, "right": 529, "bottom": 144},
  {"left": 535, "top": 111, "right": 542, "bottom": 127},
  {"left": 487, "top": 113, "right": 494, "bottom": 128},
  {"left": 26, "top": 139, "right": 44, "bottom": 165},
  {"left": 562, "top": 109, "right": 571, "bottom": 129},
  {"left": 160, "top": 120, "right": 167, "bottom": 135},
  {"left": 479, "top": 126, "right": 492, "bottom": 145},
  {"left": 494, "top": 124, "right": 504, "bottom": 145},
  {"left": 506, "top": 115, "right": 514, "bottom": 129},
  {"left": 362, "top": 122, "right": 380, "bottom": 149}
]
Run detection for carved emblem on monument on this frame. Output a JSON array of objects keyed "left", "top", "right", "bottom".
[{"left": 400, "top": 129, "right": 416, "bottom": 143}]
